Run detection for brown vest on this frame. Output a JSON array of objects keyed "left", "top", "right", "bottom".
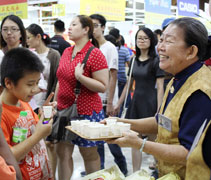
[
  {"left": 185, "top": 121, "right": 211, "bottom": 180},
  {"left": 156, "top": 65, "right": 211, "bottom": 179}
]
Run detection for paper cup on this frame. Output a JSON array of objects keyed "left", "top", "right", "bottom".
[
  {"left": 43, "top": 106, "right": 53, "bottom": 119},
  {"left": 106, "top": 118, "right": 117, "bottom": 125}
]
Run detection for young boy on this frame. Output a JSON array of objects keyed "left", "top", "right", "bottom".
[{"left": 0, "top": 47, "right": 53, "bottom": 180}]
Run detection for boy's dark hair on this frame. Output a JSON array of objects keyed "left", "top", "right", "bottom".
[
  {"left": 89, "top": 14, "right": 106, "bottom": 27},
  {"left": 1, "top": 47, "right": 44, "bottom": 87},
  {"left": 26, "top": 24, "right": 51, "bottom": 46},
  {"left": 54, "top": 20, "right": 65, "bottom": 32}
]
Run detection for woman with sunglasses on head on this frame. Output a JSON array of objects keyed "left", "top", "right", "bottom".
[
  {"left": 114, "top": 27, "right": 165, "bottom": 172},
  {"left": 0, "top": 15, "right": 27, "bottom": 93}
]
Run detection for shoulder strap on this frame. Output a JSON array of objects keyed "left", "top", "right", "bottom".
[
  {"left": 122, "top": 56, "right": 135, "bottom": 111},
  {"left": 74, "top": 46, "right": 95, "bottom": 95}
]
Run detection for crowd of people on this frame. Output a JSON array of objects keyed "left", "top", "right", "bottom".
[{"left": 0, "top": 4, "right": 210, "bottom": 180}]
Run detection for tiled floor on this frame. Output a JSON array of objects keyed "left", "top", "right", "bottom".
[{"left": 56, "top": 144, "right": 154, "bottom": 180}]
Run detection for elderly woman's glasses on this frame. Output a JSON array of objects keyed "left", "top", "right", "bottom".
[{"left": 1, "top": 27, "right": 20, "bottom": 33}]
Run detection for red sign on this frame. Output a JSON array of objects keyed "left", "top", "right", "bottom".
[{"left": 0, "top": 0, "right": 26, "bottom": 6}]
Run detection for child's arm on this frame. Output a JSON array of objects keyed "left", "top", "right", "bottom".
[
  {"left": 11, "top": 115, "right": 53, "bottom": 162},
  {"left": 0, "top": 104, "right": 22, "bottom": 180}
]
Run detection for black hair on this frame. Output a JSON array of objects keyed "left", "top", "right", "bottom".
[
  {"left": 120, "top": 35, "right": 125, "bottom": 46},
  {"left": 26, "top": 24, "right": 51, "bottom": 46},
  {"left": 109, "top": 28, "right": 121, "bottom": 49},
  {"left": 54, "top": 20, "right": 65, "bottom": 32},
  {"left": 170, "top": 17, "right": 210, "bottom": 61},
  {"left": 104, "top": 34, "right": 117, "bottom": 46},
  {"left": 154, "top": 29, "right": 162, "bottom": 36},
  {"left": 77, "top": 15, "right": 99, "bottom": 48},
  {"left": 1, "top": 47, "right": 44, "bottom": 87},
  {"left": 0, "top": 15, "right": 27, "bottom": 48},
  {"left": 109, "top": 28, "right": 120, "bottom": 40},
  {"left": 135, "top": 27, "right": 156, "bottom": 59},
  {"left": 154, "top": 32, "right": 158, "bottom": 46},
  {"left": 89, "top": 14, "right": 106, "bottom": 27}
]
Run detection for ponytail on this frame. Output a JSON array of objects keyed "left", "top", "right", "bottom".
[{"left": 41, "top": 33, "right": 51, "bottom": 46}]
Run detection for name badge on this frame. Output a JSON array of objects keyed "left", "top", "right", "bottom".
[{"left": 158, "top": 113, "right": 172, "bottom": 132}]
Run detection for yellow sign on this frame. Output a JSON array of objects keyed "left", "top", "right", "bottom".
[
  {"left": 145, "top": 12, "right": 171, "bottom": 26},
  {"left": 80, "top": 0, "right": 125, "bottom": 21},
  {"left": 0, "top": 2, "right": 27, "bottom": 20},
  {"left": 52, "top": 4, "right": 65, "bottom": 17}
]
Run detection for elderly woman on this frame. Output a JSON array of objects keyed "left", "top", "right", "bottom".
[{"left": 107, "top": 17, "right": 211, "bottom": 180}]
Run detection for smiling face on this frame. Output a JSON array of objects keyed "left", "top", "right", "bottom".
[
  {"left": 1, "top": 19, "right": 21, "bottom": 48},
  {"left": 157, "top": 24, "right": 192, "bottom": 75},
  {"left": 6, "top": 72, "right": 41, "bottom": 103}
]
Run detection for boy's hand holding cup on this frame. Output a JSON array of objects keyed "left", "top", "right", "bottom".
[{"left": 42, "top": 106, "right": 53, "bottom": 124}]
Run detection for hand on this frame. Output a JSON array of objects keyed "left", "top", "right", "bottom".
[
  {"left": 106, "top": 130, "right": 141, "bottom": 149},
  {"left": 42, "top": 92, "right": 55, "bottom": 106},
  {"left": 106, "top": 103, "right": 114, "bottom": 116},
  {"left": 39, "top": 92, "right": 57, "bottom": 116},
  {"left": 75, "top": 63, "right": 84, "bottom": 81},
  {"left": 99, "top": 119, "right": 107, "bottom": 125},
  {"left": 113, "top": 104, "right": 120, "bottom": 116},
  {"left": 34, "top": 114, "right": 53, "bottom": 139}
]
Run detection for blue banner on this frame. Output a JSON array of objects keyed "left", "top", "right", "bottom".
[
  {"left": 145, "top": 0, "right": 171, "bottom": 15},
  {"left": 177, "top": 0, "right": 199, "bottom": 17}
]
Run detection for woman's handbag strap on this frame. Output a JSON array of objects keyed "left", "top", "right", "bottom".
[
  {"left": 74, "top": 46, "right": 95, "bottom": 95},
  {"left": 122, "top": 56, "right": 135, "bottom": 114}
]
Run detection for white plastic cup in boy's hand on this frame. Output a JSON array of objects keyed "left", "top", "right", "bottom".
[{"left": 43, "top": 106, "right": 53, "bottom": 119}]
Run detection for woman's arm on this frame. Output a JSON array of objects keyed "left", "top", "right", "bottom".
[
  {"left": 75, "top": 63, "right": 109, "bottom": 93},
  {"left": 143, "top": 140, "right": 188, "bottom": 165},
  {"left": 0, "top": 104, "right": 22, "bottom": 180},
  {"left": 156, "top": 77, "right": 164, "bottom": 112},
  {"left": 118, "top": 116, "right": 158, "bottom": 134},
  {"left": 108, "top": 130, "right": 188, "bottom": 165},
  {"left": 113, "top": 77, "right": 134, "bottom": 115},
  {"left": 53, "top": 83, "right": 59, "bottom": 101}
]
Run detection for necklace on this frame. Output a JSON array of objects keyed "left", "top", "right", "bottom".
[{"left": 72, "top": 53, "right": 76, "bottom": 59}]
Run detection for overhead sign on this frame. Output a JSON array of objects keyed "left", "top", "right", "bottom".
[
  {"left": 177, "top": 0, "right": 199, "bottom": 17},
  {"left": 0, "top": 0, "right": 27, "bottom": 20},
  {"left": 145, "top": 0, "right": 171, "bottom": 15},
  {"left": 80, "top": 0, "right": 125, "bottom": 21},
  {"left": 52, "top": 4, "right": 65, "bottom": 17},
  {"left": 145, "top": 0, "right": 172, "bottom": 26}
]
